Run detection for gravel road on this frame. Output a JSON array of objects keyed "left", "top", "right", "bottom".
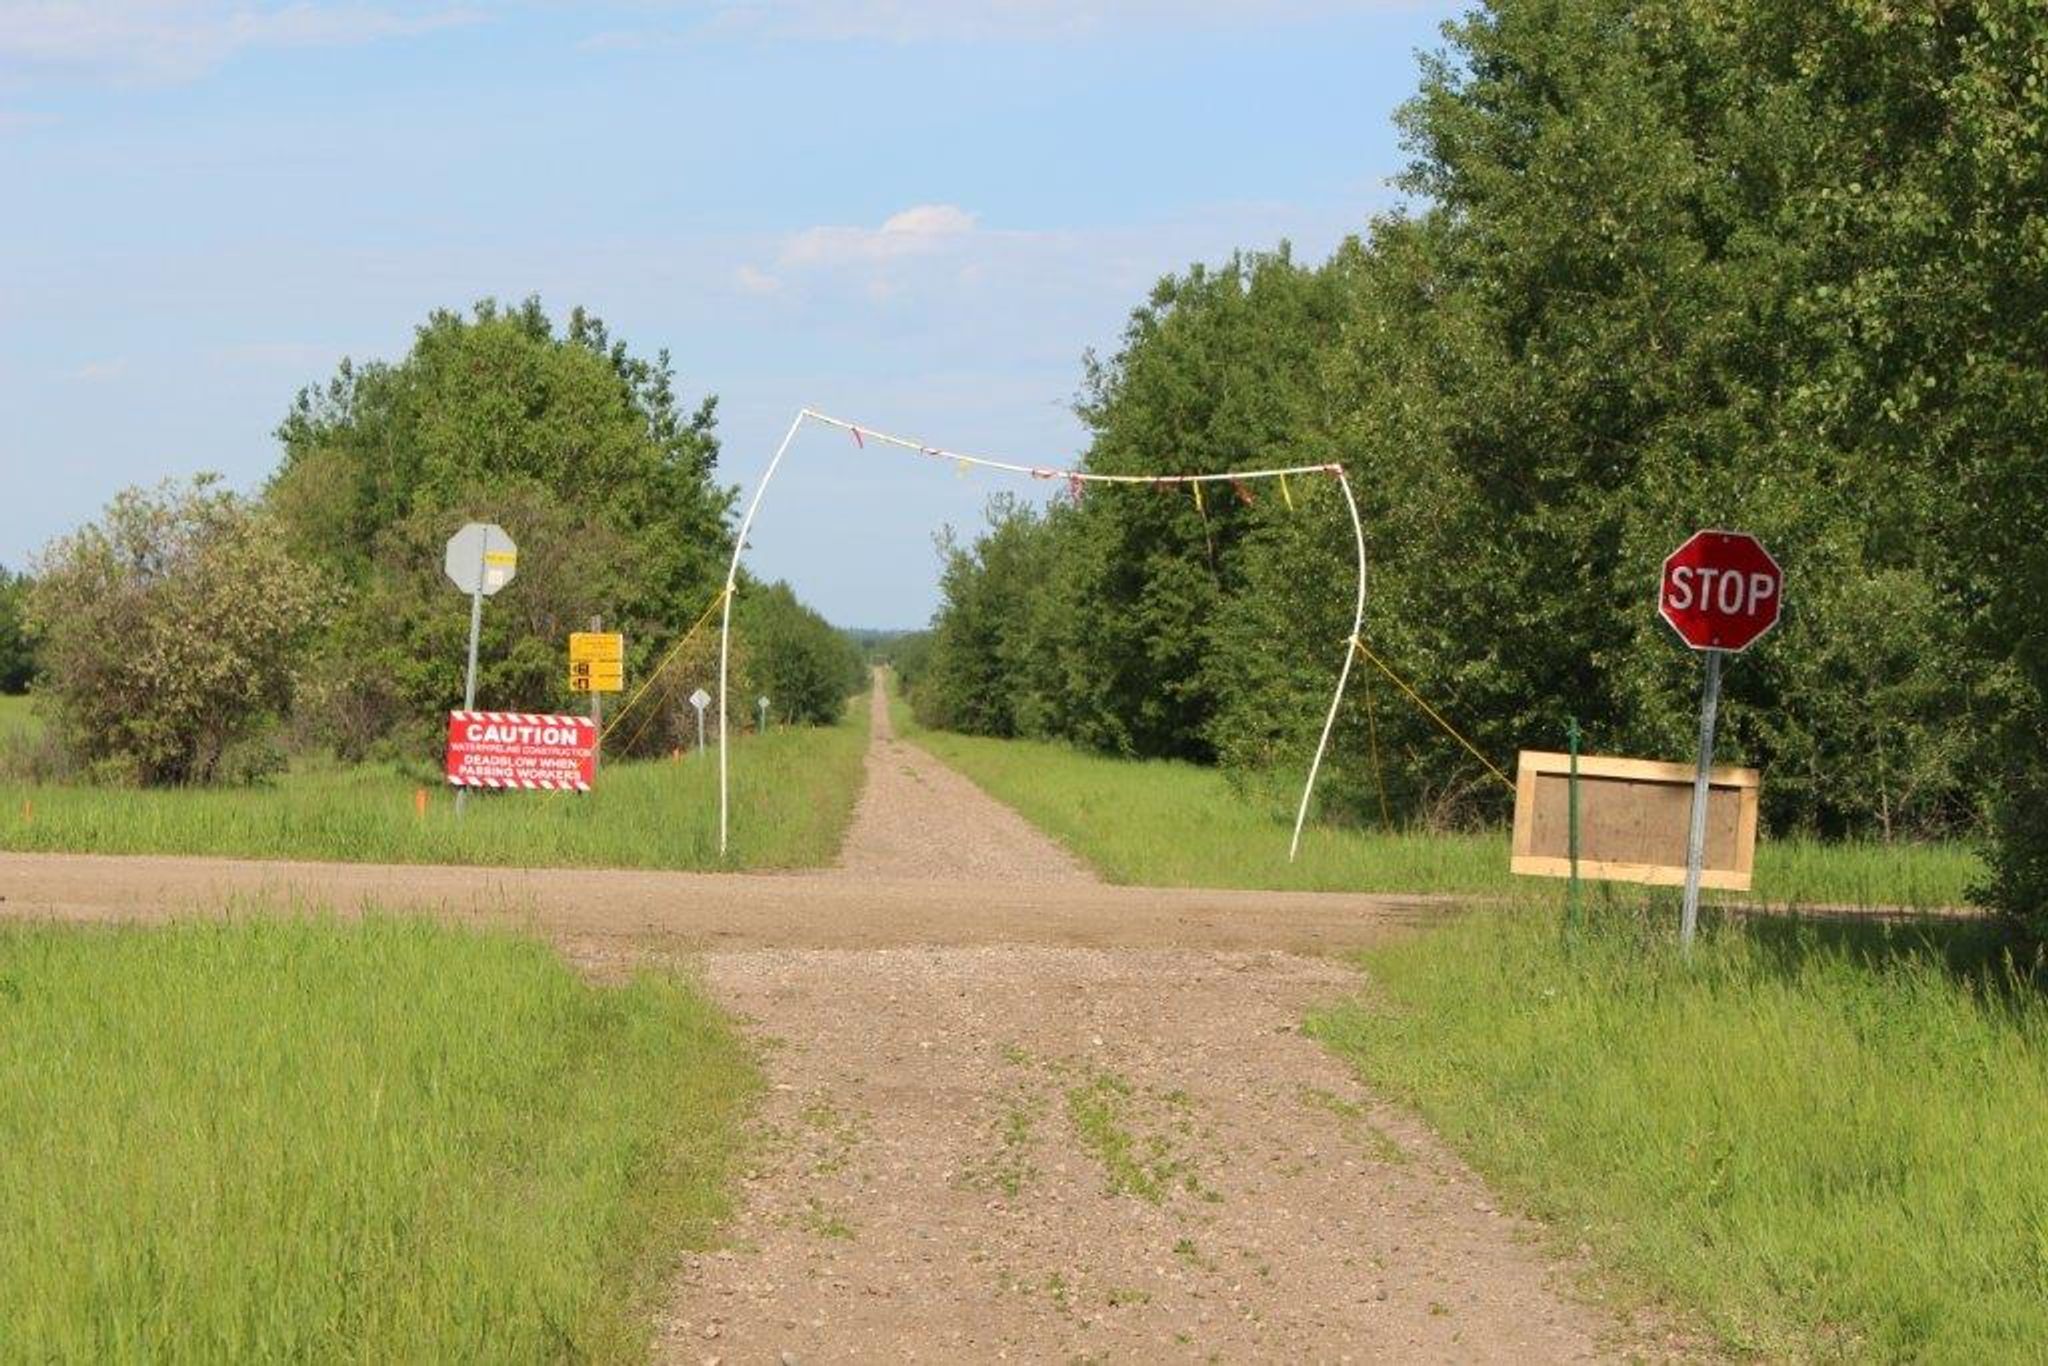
[
  {"left": 0, "top": 677, "right": 1654, "bottom": 1361},
  {"left": 655, "top": 678, "right": 1641, "bottom": 1363}
]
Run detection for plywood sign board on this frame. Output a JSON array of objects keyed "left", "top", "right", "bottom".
[{"left": 1511, "top": 751, "right": 1760, "bottom": 891}]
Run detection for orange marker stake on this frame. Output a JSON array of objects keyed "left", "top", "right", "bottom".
[
  {"left": 20, "top": 799, "right": 31, "bottom": 824},
  {"left": 414, "top": 787, "right": 428, "bottom": 819}
]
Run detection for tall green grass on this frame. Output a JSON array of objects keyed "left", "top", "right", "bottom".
[
  {"left": 0, "top": 915, "right": 756, "bottom": 1362},
  {"left": 896, "top": 697, "right": 1977, "bottom": 908},
  {"left": 1310, "top": 911, "right": 2048, "bottom": 1358},
  {"left": 0, "top": 697, "right": 867, "bottom": 870}
]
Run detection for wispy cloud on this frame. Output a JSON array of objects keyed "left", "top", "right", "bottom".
[
  {"left": 0, "top": 1, "right": 478, "bottom": 86},
  {"left": 590, "top": 1, "right": 1419, "bottom": 50},
  {"left": 66, "top": 358, "right": 129, "bottom": 382},
  {"left": 732, "top": 263, "right": 784, "bottom": 296}
]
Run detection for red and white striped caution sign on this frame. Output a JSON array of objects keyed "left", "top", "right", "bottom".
[{"left": 444, "top": 711, "right": 596, "bottom": 791}]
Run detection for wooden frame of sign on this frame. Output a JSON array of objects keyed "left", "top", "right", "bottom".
[{"left": 1511, "top": 751, "right": 1761, "bottom": 891}]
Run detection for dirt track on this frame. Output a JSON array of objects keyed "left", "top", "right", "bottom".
[
  {"left": 0, "top": 678, "right": 1648, "bottom": 1361},
  {"left": 651, "top": 682, "right": 1640, "bottom": 1362}
]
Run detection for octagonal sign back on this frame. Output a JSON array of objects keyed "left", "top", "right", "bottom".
[{"left": 1658, "top": 529, "right": 1782, "bottom": 653}]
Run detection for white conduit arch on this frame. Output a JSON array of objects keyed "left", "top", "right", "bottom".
[{"left": 717, "top": 408, "right": 1368, "bottom": 862}]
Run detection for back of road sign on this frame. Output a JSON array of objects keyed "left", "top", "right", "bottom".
[{"left": 444, "top": 523, "right": 518, "bottom": 597}]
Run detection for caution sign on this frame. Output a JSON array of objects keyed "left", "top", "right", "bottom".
[
  {"left": 568, "top": 632, "right": 625, "bottom": 693},
  {"left": 445, "top": 711, "right": 596, "bottom": 791}
]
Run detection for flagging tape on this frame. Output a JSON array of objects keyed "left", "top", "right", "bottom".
[
  {"left": 601, "top": 585, "right": 731, "bottom": 749},
  {"left": 1349, "top": 636, "right": 1515, "bottom": 793},
  {"left": 805, "top": 409, "right": 1340, "bottom": 486}
]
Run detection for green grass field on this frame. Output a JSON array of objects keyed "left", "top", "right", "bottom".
[
  {"left": 894, "top": 694, "right": 1978, "bottom": 909},
  {"left": 1310, "top": 910, "right": 2048, "bottom": 1359},
  {"left": 0, "top": 694, "right": 867, "bottom": 870},
  {"left": 0, "top": 915, "right": 756, "bottom": 1362}
]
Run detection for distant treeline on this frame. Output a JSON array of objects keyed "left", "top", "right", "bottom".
[
  {"left": 909, "top": 0, "right": 2048, "bottom": 934},
  {"left": 18, "top": 299, "right": 862, "bottom": 784}
]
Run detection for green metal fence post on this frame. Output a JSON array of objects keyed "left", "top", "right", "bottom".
[{"left": 1566, "top": 716, "right": 1583, "bottom": 935}]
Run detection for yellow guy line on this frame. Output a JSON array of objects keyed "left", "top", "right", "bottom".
[
  {"left": 601, "top": 586, "right": 732, "bottom": 745},
  {"left": 1349, "top": 636, "right": 1515, "bottom": 793}
]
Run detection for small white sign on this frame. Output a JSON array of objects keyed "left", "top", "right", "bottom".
[{"left": 689, "top": 688, "right": 712, "bottom": 711}]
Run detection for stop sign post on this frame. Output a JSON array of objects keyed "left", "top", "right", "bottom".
[
  {"left": 445, "top": 522, "right": 517, "bottom": 815},
  {"left": 1659, "top": 530, "right": 1783, "bottom": 948}
]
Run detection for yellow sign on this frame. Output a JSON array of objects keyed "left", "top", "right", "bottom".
[{"left": 569, "top": 631, "right": 624, "bottom": 664}]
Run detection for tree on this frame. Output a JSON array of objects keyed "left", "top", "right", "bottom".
[
  {"left": 269, "top": 298, "right": 740, "bottom": 756},
  {"left": 918, "top": 0, "right": 2027, "bottom": 858},
  {"left": 0, "top": 567, "right": 33, "bottom": 694},
  {"left": 28, "top": 478, "right": 324, "bottom": 785},
  {"left": 734, "top": 581, "right": 866, "bottom": 727}
]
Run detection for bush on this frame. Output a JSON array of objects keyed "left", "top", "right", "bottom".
[{"left": 27, "top": 478, "right": 324, "bottom": 786}]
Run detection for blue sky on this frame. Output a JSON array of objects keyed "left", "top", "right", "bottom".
[{"left": 1, "top": 0, "right": 1459, "bottom": 627}]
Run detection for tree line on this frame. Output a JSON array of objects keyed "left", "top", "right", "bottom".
[
  {"left": 14, "top": 298, "right": 862, "bottom": 784},
  {"left": 906, "top": 0, "right": 2048, "bottom": 937}
]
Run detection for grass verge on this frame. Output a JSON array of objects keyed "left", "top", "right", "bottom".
[
  {"left": 0, "top": 694, "right": 867, "bottom": 870},
  {"left": 0, "top": 914, "right": 756, "bottom": 1362},
  {"left": 892, "top": 691, "right": 1976, "bottom": 908},
  {"left": 1309, "top": 909, "right": 2048, "bottom": 1358}
]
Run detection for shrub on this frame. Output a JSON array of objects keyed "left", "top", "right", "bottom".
[{"left": 27, "top": 477, "right": 325, "bottom": 786}]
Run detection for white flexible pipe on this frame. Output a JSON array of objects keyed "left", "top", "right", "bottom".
[
  {"left": 1288, "top": 467, "right": 1369, "bottom": 861},
  {"left": 718, "top": 408, "right": 812, "bottom": 856}
]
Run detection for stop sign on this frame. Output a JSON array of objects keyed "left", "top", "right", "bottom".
[{"left": 1659, "top": 529, "right": 1782, "bottom": 652}]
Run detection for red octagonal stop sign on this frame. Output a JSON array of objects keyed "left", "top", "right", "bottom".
[{"left": 1659, "top": 529, "right": 1782, "bottom": 653}]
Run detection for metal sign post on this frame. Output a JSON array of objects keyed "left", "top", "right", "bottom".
[
  {"left": 1679, "top": 650, "right": 1724, "bottom": 948},
  {"left": 689, "top": 687, "right": 711, "bottom": 754},
  {"left": 586, "top": 616, "right": 602, "bottom": 781},
  {"left": 1657, "top": 529, "right": 1781, "bottom": 952},
  {"left": 757, "top": 694, "right": 770, "bottom": 733},
  {"left": 443, "top": 522, "right": 517, "bottom": 816}
]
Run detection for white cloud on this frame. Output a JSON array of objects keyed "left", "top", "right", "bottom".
[
  {"left": 738, "top": 197, "right": 1380, "bottom": 316},
  {"left": 779, "top": 203, "right": 980, "bottom": 270},
  {"left": 0, "top": 2, "right": 478, "bottom": 86},
  {"left": 66, "top": 358, "right": 129, "bottom": 382}
]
